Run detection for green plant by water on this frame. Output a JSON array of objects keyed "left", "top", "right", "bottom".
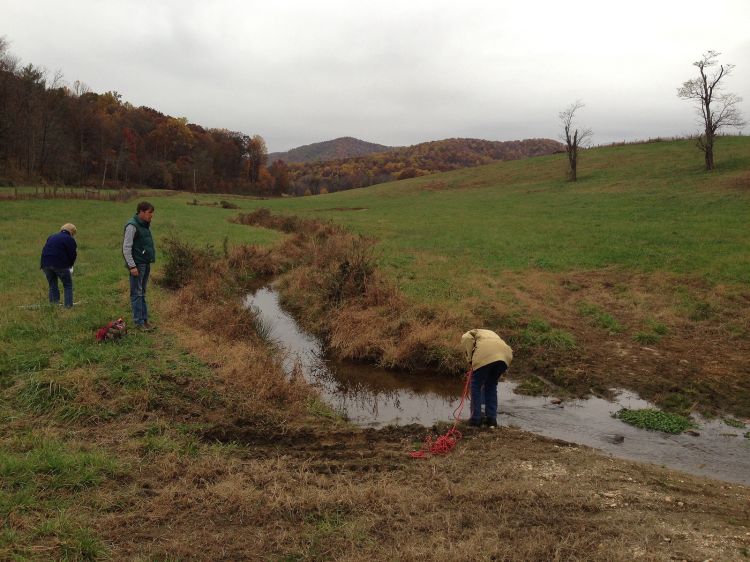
[{"left": 614, "top": 408, "right": 695, "bottom": 434}]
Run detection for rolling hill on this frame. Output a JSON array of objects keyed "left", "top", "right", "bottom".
[
  {"left": 283, "top": 137, "right": 564, "bottom": 194},
  {"left": 267, "top": 136, "right": 393, "bottom": 163}
]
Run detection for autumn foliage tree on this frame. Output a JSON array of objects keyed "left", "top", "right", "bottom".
[
  {"left": 0, "top": 36, "right": 267, "bottom": 194},
  {"left": 268, "top": 159, "right": 290, "bottom": 194},
  {"left": 246, "top": 134, "right": 267, "bottom": 184}
]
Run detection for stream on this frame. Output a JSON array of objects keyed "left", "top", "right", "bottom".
[{"left": 245, "top": 287, "right": 750, "bottom": 485}]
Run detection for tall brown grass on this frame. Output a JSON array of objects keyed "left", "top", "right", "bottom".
[{"left": 233, "top": 210, "right": 467, "bottom": 374}]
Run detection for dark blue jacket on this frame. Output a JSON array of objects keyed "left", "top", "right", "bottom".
[{"left": 40, "top": 230, "right": 77, "bottom": 269}]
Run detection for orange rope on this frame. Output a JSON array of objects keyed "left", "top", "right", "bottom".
[{"left": 410, "top": 369, "right": 472, "bottom": 459}]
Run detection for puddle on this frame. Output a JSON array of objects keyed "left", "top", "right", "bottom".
[{"left": 245, "top": 287, "right": 750, "bottom": 485}]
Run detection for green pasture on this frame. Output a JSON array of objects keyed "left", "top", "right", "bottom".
[
  {"left": 3, "top": 136, "right": 748, "bottom": 329},
  {"left": 0, "top": 197, "right": 279, "bottom": 303},
  {"left": 230, "top": 137, "right": 750, "bottom": 302},
  {"left": 0, "top": 196, "right": 279, "bottom": 559},
  {"left": 0, "top": 193, "right": 278, "bottom": 380},
  {"left": 4, "top": 136, "right": 747, "bottom": 316}
]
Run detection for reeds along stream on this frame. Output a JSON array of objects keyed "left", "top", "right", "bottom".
[{"left": 246, "top": 286, "right": 750, "bottom": 485}]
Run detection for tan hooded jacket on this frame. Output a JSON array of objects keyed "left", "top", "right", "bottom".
[{"left": 461, "top": 329, "right": 513, "bottom": 371}]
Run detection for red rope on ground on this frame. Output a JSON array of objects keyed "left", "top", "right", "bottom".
[{"left": 410, "top": 369, "right": 472, "bottom": 458}]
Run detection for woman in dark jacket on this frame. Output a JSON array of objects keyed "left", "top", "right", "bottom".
[{"left": 40, "top": 223, "right": 77, "bottom": 308}]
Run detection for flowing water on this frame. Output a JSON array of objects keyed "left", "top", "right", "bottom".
[{"left": 245, "top": 287, "right": 750, "bottom": 485}]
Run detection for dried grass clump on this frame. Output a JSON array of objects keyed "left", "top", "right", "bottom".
[
  {"left": 159, "top": 235, "right": 219, "bottom": 290},
  {"left": 226, "top": 244, "right": 287, "bottom": 278},
  {"left": 161, "top": 296, "right": 310, "bottom": 421},
  {"left": 157, "top": 234, "right": 314, "bottom": 418},
  {"left": 233, "top": 208, "right": 338, "bottom": 237},
  {"left": 234, "top": 213, "right": 469, "bottom": 373}
]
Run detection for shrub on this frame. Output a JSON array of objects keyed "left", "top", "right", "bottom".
[
  {"left": 322, "top": 237, "right": 377, "bottom": 306},
  {"left": 519, "top": 319, "right": 576, "bottom": 350},
  {"left": 614, "top": 408, "right": 695, "bottom": 434},
  {"left": 160, "top": 235, "right": 218, "bottom": 290}
]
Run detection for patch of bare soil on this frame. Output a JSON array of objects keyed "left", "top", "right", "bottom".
[
  {"left": 487, "top": 268, "right": 750, "bottom": 417},
  {"left": 200, "top": 422, "right": 419, "bottom": 474},
  {"left": 101, "top": 417, "right": 750, "bottom": 560}
]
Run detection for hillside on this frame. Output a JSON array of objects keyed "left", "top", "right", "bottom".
[
  {"left": 268, "top": 136, "right": 393, "bottom": 163},
  {"left": 284, "top": 137, "right": 563, "bottom": 194}
]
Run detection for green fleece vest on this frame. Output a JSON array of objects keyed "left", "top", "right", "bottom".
[{"left": 126, "top": 215, "right": 156, "bottom": 264}]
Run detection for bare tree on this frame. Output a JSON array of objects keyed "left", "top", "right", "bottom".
[
  {"left": 678, "top": 51, "right": 746, "bottom": 171},
  {"left": 0, "top": 35, "right": 19, "bottom": 72},
  {"left": 559, "top": 100, "right": 592, "bottom": 182}
]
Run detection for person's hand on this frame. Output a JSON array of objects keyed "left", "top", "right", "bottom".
[{"left": 129, "top": 266, "right": 139, "bottom": 277}]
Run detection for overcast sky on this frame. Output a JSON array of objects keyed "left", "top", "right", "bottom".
[{"left": 3, "top": 0, "right": 749, "bottom": 152}]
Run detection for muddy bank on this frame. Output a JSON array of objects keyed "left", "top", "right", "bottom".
[{"left": 247, "top": 286, "right": 750, "bottom": 485}]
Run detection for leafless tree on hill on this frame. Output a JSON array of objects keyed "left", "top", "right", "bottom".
[
  {"left": 678, "top": 50, "right": 746, "bottom": 171},
  {"left": 559, "top": 100, "right": 592, "bottom": 182},
  {"left": 0, "top": 36, "right": 20, "bottom": 72}
]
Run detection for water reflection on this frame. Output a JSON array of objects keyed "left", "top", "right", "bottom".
[
  {"left": 246, "top": 286, "right": 463, "bottom": 425},
  {"left": 245, "top": 287, "right": 750, "bottom": 485}
]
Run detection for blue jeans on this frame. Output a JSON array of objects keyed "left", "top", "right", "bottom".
[
  {"left": 470, "top": 361, "right": 508, "bottom": 422},
  {"left": 43, "top": 267, "right": 73, "bottom": 308},
  {"left": 129, "top": 263, "right": 150, "bottom": 326}
]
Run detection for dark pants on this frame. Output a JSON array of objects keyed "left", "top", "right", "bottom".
[
  {"left": 43, "top": 267, "right": 73, "bottom": 308},
  {"left": 470, "top": 360, "right": 508, "bottom": 422}
]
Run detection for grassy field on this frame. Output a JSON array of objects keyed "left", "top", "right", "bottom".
[
  {"left": 234, "top": 137, "right": 750, "bottom": 300},
  {"left": 0, "top": 138, "right": 749, "bottom": 560},
  {"left": 227, "top": 137, "right": 750, "bottom": 417}
]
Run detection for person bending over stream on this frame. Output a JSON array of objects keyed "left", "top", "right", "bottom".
[
  {"left": 40, "top": 223, "right": 78, "bottom": 308},
  {"left": 461, "top": 329, "right": 513, "bottom": 427}
]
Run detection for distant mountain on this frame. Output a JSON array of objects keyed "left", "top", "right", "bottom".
[
  {"left": 268, "top": 136, "right": 394, "bottom": 164},
  {"left": 284, "top": 137, "right": 564, "bottom": 195}
]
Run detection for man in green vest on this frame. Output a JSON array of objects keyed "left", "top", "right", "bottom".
[{"left": 122, "top": 201, "right": 156, "bottom": 330}]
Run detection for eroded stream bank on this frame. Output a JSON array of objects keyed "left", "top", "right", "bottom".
[{"left": 246, "top": 286, "right": 750, "bottom": 485}]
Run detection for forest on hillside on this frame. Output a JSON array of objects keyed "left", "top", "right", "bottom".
[
  {"left": 282, "top": 138, "right": 564, "bottom": 195},
  {"left": 0, "top": 38, "right": 270, "bottom": 194},
  {"left": 0, "top": 39, "right": 562, "bottom": 196}
]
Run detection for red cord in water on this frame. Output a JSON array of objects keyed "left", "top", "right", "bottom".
[{"left": 410, "top": 370, "right": 472, "bottom": 458}]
